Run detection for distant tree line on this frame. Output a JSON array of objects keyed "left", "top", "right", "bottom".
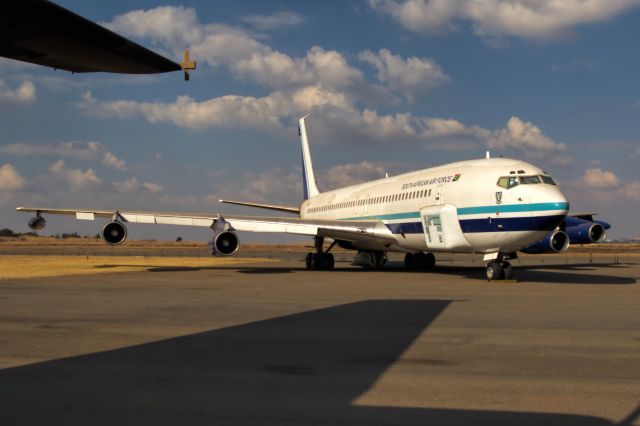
[{"left": 0, "top": 228, "right": 98, "bottom": 239}]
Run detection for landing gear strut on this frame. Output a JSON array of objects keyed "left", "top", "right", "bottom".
[
  {"left": 305, "top": 237, "right": 334, "bottom": 270},
  {"left": 404, "top": 252, "right": 436, "bottom": 271},
  {"left": 485, "top": 254, "right": 515, "bottom": 280}
]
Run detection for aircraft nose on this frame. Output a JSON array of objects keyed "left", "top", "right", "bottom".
[{"left": 530, "top": 185, "right": 569, "bottom": 214}]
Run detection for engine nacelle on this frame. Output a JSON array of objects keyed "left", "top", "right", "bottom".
[
  {"left": 28, "top": 216, "right": 46, "bottom": 231},
  {"left": 101, "top": 221, "right": 127, "bottom": 245},
  {"left": 209, "top": 230, "right": 239, "bottom": 256},
  {"left": 521, "top": 230, "right": 570, "bottom": 254},
  {"left": 566, "top": 222, "right": 605, "bottom": 244}
]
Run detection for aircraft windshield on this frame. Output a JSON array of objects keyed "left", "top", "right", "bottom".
[
  {"left": 540, "top": 175, "right": 556, "bottom": 185},
  {"left": 520, "top": 175, "right": 541, "bottom": 184},
  {"left": 497, "top": 174, "right": 556, "bottom": 189}
]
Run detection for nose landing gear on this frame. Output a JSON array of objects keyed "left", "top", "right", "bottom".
[{"left": 485, "top": 254, "right": 515, "bottom": 280}]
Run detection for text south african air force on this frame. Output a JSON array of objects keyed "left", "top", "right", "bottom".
[{"left": 401, "top": 174, "right": 460, "bottom": 190}]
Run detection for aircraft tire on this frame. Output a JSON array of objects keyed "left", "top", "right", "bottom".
[
  {"left": 307, "top": 253, "right": 334, "bottom": 270},
  {"left": 323, "top": 253, "right": 335, "bottom": 270},
  {"left": 404, "top": 253, "right": 416, "bottom": 270},
  {"left": 502, "top": 262, "right": 513, "bottom": 280},
  {"left": 373, "top": 251, "right": 386, "bottom": 269},
  {"left": 425, "top": 252, "right": 436, "bottom": 269},
  {"left": 486, "top": 261, "right": 504, "bottom": 280}
]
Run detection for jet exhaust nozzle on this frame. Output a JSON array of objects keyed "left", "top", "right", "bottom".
[{"left": 521, "top": 230, "right": 570, "bottom": 254}]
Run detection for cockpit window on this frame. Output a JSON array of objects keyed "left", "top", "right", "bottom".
[
  {"left": 498, "top": 174, "right": 556, "bottom": 188},
  {"left": 540, "top": 175, "right": 556, "bottom": 185},
  {"left": 497, "top": 176, "right": 520, "bottom": 189},
  {"left": 519, "top": 175, "right": 541, "bottom": 184}
]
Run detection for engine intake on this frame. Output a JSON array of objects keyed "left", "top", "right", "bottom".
[
  {"left": 28, "top": 216, "right": 46, "bottom": 231},
  {"left": 209, "top": 230, "right": 239, "bottom": 256},
  {"left": 102, "top": 221, "right": 127, "bottom": 245}
]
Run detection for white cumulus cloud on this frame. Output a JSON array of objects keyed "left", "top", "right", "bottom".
[
  {"left": 359, "top": 49, "right": 449, "bottom": 101},
  {"left": 0, "top": 80, "right": 36, "bottom": 105},
  {"left": 105, "top": 7, "right": 363, "bottom": 92},
  {"left": 488, "top": 117, "right": 567, "bottom": 161},
  {"left": 0, "top": 164, "right": 25, "bottom": 191},
  {"left": 113, "top": 177, "right": 164, "bottom": 193},
  {"left": 102, "top": 152, "right": 126, "bottom": 171},
  {"left": 622, "top": 181, "right": 640, "bottom": 202},
  {"left": 583, "top": 168, "right": 620, "bottom": 189},
  {"left": 240, "top": 11, "right": 306, "bottom": 31},
  {"left": 322, "top": 161, "right": 388, "bottom": 190},
  {"left": 48, "top": 160, "right": 102, "bottom": 189},
  {"left": 78, "top": 88, "right": 565, "bottom": 162},
  {"left": 1, "top": 140, "right": 126, "bottom": 171},
  {"left": 369, "top": 0, "right": 640, "bottom": 44}
]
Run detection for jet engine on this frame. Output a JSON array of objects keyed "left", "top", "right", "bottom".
[
  {"left": 209, "top": 230, "right": 239, "bottom": 256},
  {"left": 102, "top": 221, "right": 127, "bottom": 245},
  {"left": 28, "top": 215, "right": 46, "bottom": 230},
  {"left": 521, "top": 230, "right": 569, "bottom": 254},
  {"left": 566, "top": 221, "right": 605, "bottom": 244}
]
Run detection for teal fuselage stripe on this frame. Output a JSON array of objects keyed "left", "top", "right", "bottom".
[
  {"left": 457, "top": 202, "right": 569, "bottom": 215},
  {"left": 341, "top": 202, "right": 568, "bottom": 221},
  {"left": 343, "top": 211, "right": 420, "bottom": 221}
]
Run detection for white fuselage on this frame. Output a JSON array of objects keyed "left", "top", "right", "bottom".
[{"left": 300, "top": 158, "right": 569, "bottom": 254}]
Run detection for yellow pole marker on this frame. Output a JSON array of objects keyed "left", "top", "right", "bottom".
[{"left": 180, "top": 49, "right": 197, "bottom": 81}]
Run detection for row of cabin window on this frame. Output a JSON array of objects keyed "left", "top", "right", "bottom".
[{"left": 308, "top": 188, "right": 433, "bottom": 213}]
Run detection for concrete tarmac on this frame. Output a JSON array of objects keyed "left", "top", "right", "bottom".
[{"left": 1, "top": 258, "right": 639, "bottom": 425}]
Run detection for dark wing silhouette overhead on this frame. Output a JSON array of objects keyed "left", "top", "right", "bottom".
[{"left": 0, "top": 0, "right": 193, "bottom": 77}]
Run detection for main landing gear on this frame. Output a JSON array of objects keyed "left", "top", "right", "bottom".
[
  {"left": 305, "top": 237, "right": 334, "bottom": 270},
  {"left": 485, "top": 254, "right": 514, "bottom": 280},
  {"left": 404, "top": 252, "right": 436, "bottom": 271}
]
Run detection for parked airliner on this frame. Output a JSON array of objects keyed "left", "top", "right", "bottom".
[{"left": 18, "top": 116, "right": 606, "bottom": 280}]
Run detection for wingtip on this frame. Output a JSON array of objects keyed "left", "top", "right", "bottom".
[{"left": 298, "top": 114, "right": 310, "bottom": 123}]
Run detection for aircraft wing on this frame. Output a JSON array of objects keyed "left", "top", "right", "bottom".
[
  {"left": 0, "top": 0, "right": 188, "bottom": 75},
  {"left": 15, "top": 207, "right": 397, "bottom": 245},
  {"left": 218, "top": 199, "right": 300, "bottom": 214}
]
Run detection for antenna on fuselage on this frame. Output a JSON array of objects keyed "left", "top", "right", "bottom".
[{"left": 485, "top": 150, "right": 491, "bottom": 159}]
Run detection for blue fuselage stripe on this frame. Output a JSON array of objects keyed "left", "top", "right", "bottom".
[
  {"left": 336, "top": 203, "right": 568, "bottom": 234},
  {"left": 381, "top": 215, "right": 565, "bottom": 235}
]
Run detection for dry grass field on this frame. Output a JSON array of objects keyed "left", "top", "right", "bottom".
[{"left": 0, "top": 255, "right": 276, "bottom": 280}]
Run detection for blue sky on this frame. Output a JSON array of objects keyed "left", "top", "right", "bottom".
[{"left": 1, "top": 0, "right": 640, "bottom": 241}]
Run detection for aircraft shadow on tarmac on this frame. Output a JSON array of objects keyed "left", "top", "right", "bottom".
[
  {"left": 91, "top": 260, "right": 637, "bottom": 284},
  {"left": 1, "top": 300, "right": 636, "bottom": 425},
  {"left": 224, "top": 262, "right": 636, "bottom": 285}
]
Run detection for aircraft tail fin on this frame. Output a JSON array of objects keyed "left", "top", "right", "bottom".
[{"left": 298, "top": 115, "right": 320, "bottom": 200}]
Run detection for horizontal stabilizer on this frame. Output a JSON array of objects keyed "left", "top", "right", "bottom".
[{"left": 218, "top": 199, "right": 299, "bottom": 215}]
